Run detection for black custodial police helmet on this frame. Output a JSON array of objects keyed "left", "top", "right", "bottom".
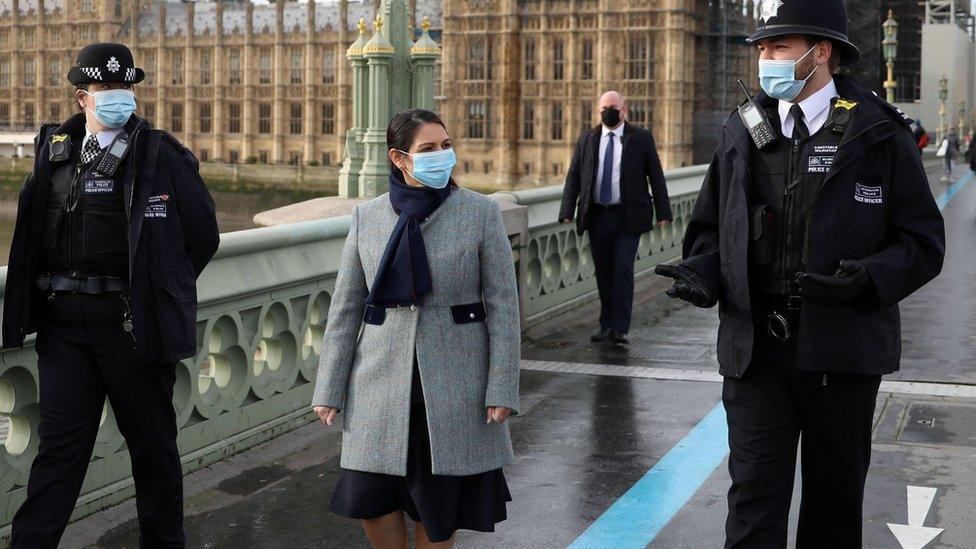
[
  {"left": 67, "top": 43, "right": 145, "bottom": 86},
  {"left": 747, "top": 0, "right": 861, "bottom": 66}
]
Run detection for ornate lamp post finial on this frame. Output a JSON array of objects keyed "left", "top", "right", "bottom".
[
  {"left": 357, "top": 17, "right": 367, "bottom": 35},
  {"left": 421, "top": 16, "right": 432, "bottom": 33}
]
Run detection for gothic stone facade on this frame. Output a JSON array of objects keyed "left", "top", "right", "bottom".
[
  {"left": 439, "top": 0, "right": 757, "bottom": 186},
  {"left": 1, "top": 0, "right": 755, "bottom": 187},
  {"left": 0, "top": 0, "right": 441, "bottom": 167}
]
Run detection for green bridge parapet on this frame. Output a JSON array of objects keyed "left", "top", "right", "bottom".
[{"left": 0, "top": 165, "right": 706, "bottom": 531}]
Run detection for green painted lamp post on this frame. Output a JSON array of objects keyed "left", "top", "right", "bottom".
[
  {"left": 339, "top": 0, "right": 442, "bottom": 199},
  {"left": 956, "top": 99, "right": 966, "bottom": 138},
  {"left": 338, "top": 18, "right": 370, "bottom": 198},
  {"left": 883, "top": 10, "right": 898, "bottom": 104},
  {"left": 938, "top": 75, "right": 948, "bottom": 144},
  {"left": 958, "top": 100, "right": 966, "bottom": 137},
  {"left": 358, "top": 15, "right": 397, "bottom": 198},
  {"left": 411, "top": 17, "right": 441, "bottom": 111}
]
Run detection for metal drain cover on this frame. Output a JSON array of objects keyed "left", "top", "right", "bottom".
[
  {"left": 626, "top": 343, "right": 709, "bottom": 363},
  {"left": 899, "top": 403, "right": 976, "bottom": 447}
]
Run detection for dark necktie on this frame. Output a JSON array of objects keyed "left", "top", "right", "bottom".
[
  {"left": 790, "top": 104, "right": 810, "bottom": 141},
  {"left": 81, "top": 135, "right": 101, "bottom": 165},
  {"left": 599, "top": 133, "right": 615, "bottom": 205}
]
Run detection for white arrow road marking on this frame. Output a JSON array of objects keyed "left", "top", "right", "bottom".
[
  {"left": 887, "top": 486, "right": 944, "bottom": 549},
  {"left": 906, "top": 486, "right": 937, "bottom": 526}
]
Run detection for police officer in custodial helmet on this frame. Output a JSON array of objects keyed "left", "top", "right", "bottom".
[
  {"left": 656, "top": 1, "right": 945, "bottom": 547},
  {"left": 2, "top": 43, "right": 219, "bottom": 547}
]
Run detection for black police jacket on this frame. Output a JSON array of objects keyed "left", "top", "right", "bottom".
[
  {"left": 680, "top": 75, "right": 945, "bottom": 378},
  {"left": 2, "top": 114, "right": 220, "bottom": 365},
  {"left": 559, "top": 122, "right": 673, "bottom": 234}
]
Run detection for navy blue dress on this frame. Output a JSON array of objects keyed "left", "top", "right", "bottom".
[{"left": 329, "top": 357, "right": 512, "bottom": 543}]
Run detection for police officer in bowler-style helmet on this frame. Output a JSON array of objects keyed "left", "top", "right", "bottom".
[
  {"left": 656, "top": 1, "right": 945, "bottom": 546},
  {"left": 2, "top": 43, "right": 219, "bottom": 547}
]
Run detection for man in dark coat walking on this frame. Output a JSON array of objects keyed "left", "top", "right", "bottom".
[
  {"left": 560, "top": 91, "right": 672, "bottom": 344},
  {"left": 656, "top": 1, "right": 945, "bottom": 547},
  {"left": 2, "top": 43, "right": 219, "bottom": 548}
]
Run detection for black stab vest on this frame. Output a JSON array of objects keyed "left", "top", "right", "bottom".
[
  {"left": 747, "top": 105, "right": 845, "bottom": 296},
  {"left": 41, "top": 135, "right": 128, "bottom": 278}
]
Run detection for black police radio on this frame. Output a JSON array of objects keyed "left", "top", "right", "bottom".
[
  {"left": 737, "top": 79, "right": 777, "bottom": 149},
  {"left": 95, "top": 132, "right": 132, "bottom": 177}
]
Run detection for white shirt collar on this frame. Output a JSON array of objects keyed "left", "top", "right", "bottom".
[
  {"left": 85, "top": 125, "right": 123, "bottom": 150},
  {"left": 601, "top": 123, "right": 625, "bottom": 139},
  {"left": 778, "top": 78, "right": 838, "bottom": 131}
]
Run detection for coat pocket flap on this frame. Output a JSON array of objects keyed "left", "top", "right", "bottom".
[
  {"left": 450, "top": 302, "right": 486, "bottom": 324},
  {"left": 363, "top": 305, "right": 386, "bottom": 326}
]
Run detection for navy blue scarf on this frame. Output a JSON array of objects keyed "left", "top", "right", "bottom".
[{"left": 364, "top": 172, "right": 452, "bottom": 308}]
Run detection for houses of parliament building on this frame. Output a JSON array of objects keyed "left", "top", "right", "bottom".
[{"left": 0, "top": 0, "right": 756, "bottom": 186}]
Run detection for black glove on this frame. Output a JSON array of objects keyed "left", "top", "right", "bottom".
[
  {"left": 794, "top": 259, "right": 872, "bottom": 304},
  {"left": 655, "top": 264, "right": 717, "bottom": 308}
]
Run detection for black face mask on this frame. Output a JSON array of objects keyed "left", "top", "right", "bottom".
[{"left": 601, "top": 107, "right": 622, "bottom": 128}]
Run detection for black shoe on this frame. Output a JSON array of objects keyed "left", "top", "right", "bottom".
[
  {"left": 612, "top": 330, "right": 630, "bottom": 344},
  {"left": 591, "top": 328, "right": 613, "bottom": 342}
]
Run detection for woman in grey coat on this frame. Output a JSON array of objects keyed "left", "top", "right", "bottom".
[{"left": 311, "top": 109, "right": 520, "bottom": 548}]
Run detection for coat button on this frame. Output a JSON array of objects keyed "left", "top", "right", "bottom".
[
  {"left": 469, "top": 313, "right": 476, "bottom": 319},
  {"left": 410, "top": 305, "right": 417, "bottom": 311}
]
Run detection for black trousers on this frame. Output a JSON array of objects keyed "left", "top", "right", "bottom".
[
  {"left": 722, "top": 333, "right": 882, "bottom": 549},
  {"left": 587, "top": 206, "right": 641, "bottom": 333},
  {"left": 12, "top": 293, "right": 185, "bottom": 549}
]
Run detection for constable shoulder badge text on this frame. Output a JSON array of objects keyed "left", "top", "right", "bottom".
[{"left": 145, "top": 194, "right": 169, "bottom": 218}]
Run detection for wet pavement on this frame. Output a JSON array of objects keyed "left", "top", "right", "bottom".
[{"left": 66, "top": 162, "right": 976, "bottom": 548}]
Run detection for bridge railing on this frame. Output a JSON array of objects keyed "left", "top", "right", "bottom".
[
  {"left": 0, "top": 166, "right": 706, "bottom": 530},
  {"left": 496, "top": 165, "right": 707, "bottom": 326}
]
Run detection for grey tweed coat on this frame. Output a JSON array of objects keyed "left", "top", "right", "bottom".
[{"left": 312, "top": 187, "right": 521, "bottom": 477}]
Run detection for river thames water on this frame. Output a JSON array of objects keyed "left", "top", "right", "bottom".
[{"left": 0, "top": 185, "right": 325, "bottom": 266}]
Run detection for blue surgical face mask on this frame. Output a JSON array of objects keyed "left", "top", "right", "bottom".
[
  {"left": 397, "top": 148, "right": 456, "bottom": 189},
  {"left": 84, "top": 88, "right": 137, "bottom": 129},
  {"left": 758, "top": 45, "right": 819, "bottom": 102}
]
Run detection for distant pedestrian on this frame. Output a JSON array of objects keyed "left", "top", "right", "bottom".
[
  {"left": 559, "top": 91, "right": 672, "bottom": 345},
  {"left": 312, "top": 109, "right": 520, "bottom": 549},
  {"left": 913, "top": 121, "right": 928, "bottom": 153},
  {"left": 967, "top": 131, "right": 976, "bottom": 173},
  {"left": 940, "top": 126, "right": 960, "bottom": 180}
]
